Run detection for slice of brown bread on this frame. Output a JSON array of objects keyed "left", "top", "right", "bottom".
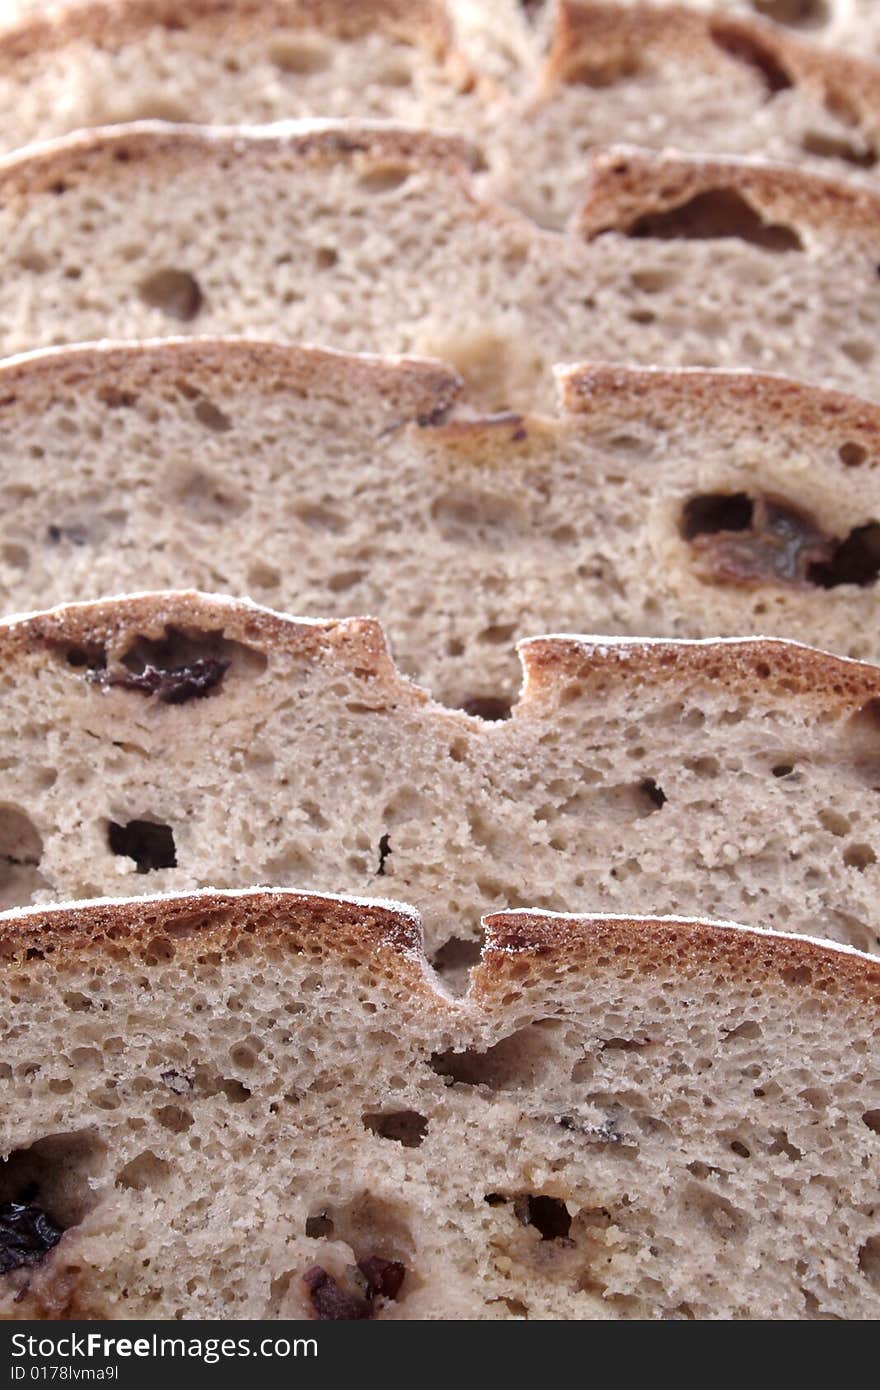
[
  {"left": 0, "top": 887, "right": 876, "bottom": 1319},
  {"left": 2, "top": 0, "right": 880, "bottom": 226},
  {"left": 5, "top": 340, "right": 880, "bottom": 702},
  {"left": 4, "top": 589, "right": 880, "bottom": 963},
  {"left": 2, "top": 125, "right": 880, "bottom": 410}
]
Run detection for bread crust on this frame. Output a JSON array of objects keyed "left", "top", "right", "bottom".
[
  {"left": 0, "top": 889, "right": 433, "bottom": 978},
  {"left": 518, "top": 632, "right": 880, "bottom": 711},
  {"left": 0, "top": 337, "right": 463, "bottom": 424},
  {"left": 577, "top": 144, "right": 880, "bottom": 249},
  {"left": 548, "top": 1, "right": 880, "bottom": 135},
  {"left": 2, "top": 887, "right": 877, "bottom": 1007},
  {"left": 0, "top": 119, "right": 482, "bottom": 200},
  {"left": 0, "top": 0, "right": 454, "bottom": 67},
  {"left": 558, "top": 361, "right": 880, "bottom": 460},
  {"left": 476, "top": 909, "right": 880, "bottom": 1005}
]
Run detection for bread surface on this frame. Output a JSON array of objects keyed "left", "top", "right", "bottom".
[
  {"left": 1, "top": 590, "right": 880, "bottom": 964},
  {"left": 0, "top": 887, "right": 877, "bottom": 1319},
  {"left": 3, "top": 341, "right": 880, "bottom": 701},
  {"left": 2, "top": 125, "right": 880, "bottom": 410}
]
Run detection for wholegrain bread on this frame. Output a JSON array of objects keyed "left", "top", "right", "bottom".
[
  {"left": 3, "top": 590, "right": 880, "bottom": 963},
  {"left": 5, "top": 341, "right": 880, "bottom": 701},
  {"left": 4, "top": 126, "right": 880, "bottom": 410},
  {"left": 2, "top": 1, "right": 880, "bottom": 226},
  {"left": 0, "top": 888, "right": 877, "bottom": 1319}
]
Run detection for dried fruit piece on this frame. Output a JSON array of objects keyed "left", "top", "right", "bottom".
[
  {"left": 302, "top": 1266, "right": 373, "bottom": 1321},
  {"left": 94, "top": 659, "right": 229, "bottom": 704},
  {"left": 0, "top": 1202, "right": 62, "bottom": 1274},
  {"left": 357, "top": 1256, "right": 406, "bottom": 1300}
]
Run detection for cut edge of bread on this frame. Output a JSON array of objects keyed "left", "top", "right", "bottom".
[
  {"left": 1, "top": 886, "right": 877, "bottom": 1007},
  {"left": 5, "top": 336, "right": 880, "bottom": 464},
  {"left": 6, "top": 588, "right": 880, "bottom": 718},
  {"left": 576, "top": 143, "right": 880, "bottom": 247},
  {"left": 0, "top": 118, "right": 483, "bottom": 200},
  {"left": 548, "top": 0, "right": 880, "bottom": 129},
  {"left": 0, "top": 336, "right": 464, "bottom": 424}
]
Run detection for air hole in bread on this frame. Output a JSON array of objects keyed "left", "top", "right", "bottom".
[
  {"left": 362, "top": 1111, "right": 428, "bottom": 1148},
  {"left": 267, "top": 37, "right": 332, "bottom": 74},
  {"left": 562, "top": 49, "right": 640, "bottom": 88},
  {"left": 516, "top": 1194, "right": 572, "bottom": 1241},
  {"left": 639, "top": 779, "right": 666, "bottom": 811},
  {"left": 772, "top": 763, "right": 795, "bottom": 777},
  {"left": 858, "top": 1237, "right": 880, "bottom": 1288},
  {"left": 175, "top": 469, "right": 248, "bottom": 524},
  {"left": 863, "top": 1110, "right": 880, "bottom": 1134},
  {"left": 801, "top": 131, "right": 877, "bottom": 169},
  {"left": 624, "top": 189, "right": 802, "bottom": 252},
  {"left": 315, "top": 246, "right": 338, "bottom": 269},
  {"left": 430, "top": 1019, "right": 565, "bottom": 1090},
  {"left": 432, "top": 935, "right": 482, "bottom": 994},
  {"left": 138, "top": 268, "right": 203, "bottom": 322},
  {"left": 751, "top": 0, "right": 828, "bottom": 27},
  {"left": 357, "top": 165, "right": 411, "bottom": 195},
  {"left": 843, "top": 842, "right": 876, "bottom": 871},
  {"left": 460, "top": 696, "right": 512, "bottom": 721},
  {"left": 708, "top": 22, "right": 793, "bottom": 94},
  {"left": 839, "top": 442, "right": 869, "bottom": 468},
  {"left": 293, "top": 503, "right": 348, "bottom": 534},
  {"left": 153, "top": 1104, "right": 193, "bottom": 1134},
  {"left": 305, "top": 1211, "right": 334, "bottom": 1238},
  {"left": 376, "top": 834, "right": 392, "bottom": 877},
  {"left": 809, "top": 523, "right": 880, "bottom": 587},
  {"left": 430, "top": 488, "right": 519, "bottom": 540},
  {"left": 193, "top": 399, "right": 232, "bottom": 433},
  {"left": 115, "top": 1151, "right": 171, "bottom": 1193},
  {"left": 686, "top": 1185, "right": 749, "bottom": 1240},
  {"left": 0, "top": 1132, "right": 105, "bottom": 1239},
  {"left": 108, "top": 819, "right": 176, "bottom": 874},
  {"left": 0, "top": 805, "right": 47, "bottom": 910},
  {"left": 681, "top": 494, "right": 753, "bottom": 539}
]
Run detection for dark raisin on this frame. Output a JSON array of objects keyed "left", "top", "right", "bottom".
[
  {"left": 302, "top": 1266, "right": 373, "bottom": 1321},
  {"left": 357, "top": 1256, "right": 405, "bottom": 1301},
  {"left": 95, "top": 658, "right": 229, "bottom": 704},
  {"left": 0, "top": 1202, "right": 62, "bottom": 1274}
]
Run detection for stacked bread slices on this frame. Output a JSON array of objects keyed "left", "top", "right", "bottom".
[{"left": 0, "top": 0, "right": 876, "bottom": 1322}]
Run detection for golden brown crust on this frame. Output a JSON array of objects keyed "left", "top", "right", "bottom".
[
  {"left": 557, "top": 362, "right": 880, "bottom": 465},
  {"left": 0, "top": 887, "right": 432, "bottom": 980},
  {"left": 0, "top": 0, "right": 453, "bottom": 68},
  {"left": 518, "top": 633, "right": 880, "bottom": 713},
  {"left": 475, "top": 910, "right": 880, "bottom": 1006},
  {"left": 3, "top": 891, "right": 877, "bottom": 1017},
  {"left": 577, "top": 144, "right": 880, "bottom": 251},
  {"left": 548, "top": 1, "right": 880, "bottom": 135},
  {"left": 0, "top": 120, "right": 480, "bottom": 201},
  {"left": 0, "top": 338, "right": 463, "bottom": 425}
]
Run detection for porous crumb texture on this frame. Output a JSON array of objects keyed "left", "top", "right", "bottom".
[
  {"left": 7, "top": 344, "right": 880, "bottom": 703},
  {"left": 2, "top": 592, "right": 880, "bottom": 962},
  {"left": 0, "top": 891, "right": 877, "bottom": 1320},
  {"left": 2, "top": 1, "right": 880, "bottom": 225},
  {"left": 3, "top": 126, "right": 880, "bottom": 411}
]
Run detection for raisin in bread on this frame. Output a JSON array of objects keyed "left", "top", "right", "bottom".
[
  {"left": 4, "top": 341, "right": 880, "bottom": 701},
  {"left": 4, "top": 126, "right": 880, "bottom": 411},
  {"left": 0, "top": 888, "right": 877, "bottom": 1319},
  {"left": 2, "top": 0, "right": 880, "bottom": 227},
  {"left": 4, "top": 589, "right": 880, "bottom": 962}
]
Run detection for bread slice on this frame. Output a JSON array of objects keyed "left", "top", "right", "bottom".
[
  {"left": 5, "top": 340, "right": 880, "bottom": 701},
  {"left": 2, "top": 0, "right": 880, "bottom": 227},
  {"left": 4, "top": 589, "right": 880, "bottom": 965},
  {"left": 0, "top": 886, "right": 877, "bottom": 1319},
  {"left": 3, "top": 125, "right": 880, "bottom": 411}
]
